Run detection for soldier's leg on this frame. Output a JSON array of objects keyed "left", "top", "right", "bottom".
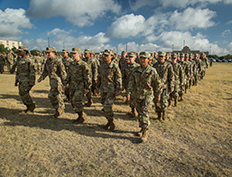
[
  {"left": 103, "top": 92, "right": 116, "bottom": 131},
  {"left": 72, "top": 89, "right": 86, "bottom": 123},
  {"left": 48, "top": 80, "right": 65, "bottom": 117},
  {"left": 85, "top": 91, "right": 93, "bottom": 107}
]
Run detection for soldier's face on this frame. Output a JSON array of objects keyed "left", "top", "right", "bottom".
[
  {"left": 158, "top": 56, "right": 165, "bottom": 63},
  {"left": 47, "top": 52, "right": 55, "bottom": 59},
  {"left": 62, "top": 52, "right": 68, "bottom": 58},
  {"left": 129, "top": 56, "right": 135, "bottom": 64},
  {"left": 140, "top": 57, "right": 149, "bottom": 67},
  {"left": 85, "top": 53, "right": 90, "bottom": 58},
  {"left": 72, "top": 53, "right": 80, "bottom": 61},
  {"left": 104, "top": 54, "right": 113, "bottom": 63}
]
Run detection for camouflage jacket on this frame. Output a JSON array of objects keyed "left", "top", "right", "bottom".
[
  {"left": 7, "top": 53, "right": 14, "bottom": 64},
  {"left": 128, "top": 64, "right": 162, "bottom": 99},
  {"left": 171, "top": 62, "right": 184, "bottom": 85},
  {"left": 97, "top": 61, "right": 122, "bottom": 94},
  {"left": 64, "top": 60, "right": 92, "bottom": 90},
  {"left": 34, "top": 56, "right": 43, "bottom": 65},
  {"left": 15, "top": 55, "right": 35, "bottom": 85},
  {"left": 0, "top": 54, "right": 6, "bottom": 64},
  {"left": 62, "top": 57, "right": 74, "bottom": 72},
  {"left": 39, "top": 56, "right": 67, "bottom": 83},
  {"left": 153, "top": 61, "right": 174, "bottom": 92},
  {"left": 179, "top": 61, "right": 189, "bottom": 80},
  {"left": 194, "top": 58, "right": 202, "bottom": 74},
  {"left": 201, "top": 57, "right": 209, "bottom": 68},
  {"left": 122, "top": 62, "right": 140, "bottom": 91},
  {"left": 82, "top": 57, "right": 98, "bottom": 82}
]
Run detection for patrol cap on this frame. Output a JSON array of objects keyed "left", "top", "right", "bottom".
[
  {"left": 71, "top": 47, "right": 81, "bottom": 54},
  {"left": 185, "top": 53, "right": 189, "bottom": 57},
  {"left": 46, "top": 47, "right": 56, "bottom": 53},
  {"left": 195, "top": 53, "right": 200, "bottom": 57},
  {"left": 125, "top": 56, "right": 129, "bottom": 60},
  {"left": 91, "top": 51, "right": 95, "bottom": 55},
  {"left": 154, "top": 52, "right": 158, "bottom": 55},
  {"left": 84, "top": 49, "right": 91, "bottom": 54},
  {"left": 172, "top": 53, "right": 177, "bottom": 59},
  {"left": 158, "top": 51, "right": 166, "bottom": 57},
  {"left": 18, "top": 46, "right": 28, "bottom": 52},
  {"left": 139, "top": 51, "right": 150, "bottom": 58},
  {"left": 62, "top": 49, "right": 69, "bottom": 53},
  {"left": 180, "top": 53, "right": 185, "bottom": 57},
  {"left": 103, "top": 49, "right": 114, "bottom": 56},
  {"left": 128, "top": 51, "right": 136, "bottom": 57},
  {"left": 121, "top": 51, "right": 127, "bottom": 55}
]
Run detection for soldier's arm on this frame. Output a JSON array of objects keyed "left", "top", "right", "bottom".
[
  {"left": 58, "top": 60, "right": 67, "bottom": 84},
  {"left": 38, "top": 62, "right": 48, "bottom": 82},
  {"left": 29, "top": 60, "right": 36, "bottom": 86},
  {"left": 92, "top": 60, "right": 98, "bottom": 82},
  {"left": 168, "top": 65, "right": 175, "bottom": 92},
  {"left": 114, "top": 64, "right": 122, "bottom": 94},
  {"left": 83, "top": 64, "right": 92, "bottom": 90},
  {"left": 152, "top": 71, "right": 162, "bottom": 101},
  {"left": 179, "top": 65, "right": 184, "bottom": 85}
]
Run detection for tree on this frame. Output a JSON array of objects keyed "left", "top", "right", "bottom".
[
  {"left": 11, "top": 47, "right": 18, "bottom": 54},
  {"left": 30, "top": 49, "right": 41, "bottom": 56},
  {"left": 0, "top": 44, "right": 9, "bottom": 53}
]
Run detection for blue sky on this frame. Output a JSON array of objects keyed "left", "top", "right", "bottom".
[{"left": 0, "top": 0, "right": 232, "bottom": 55}]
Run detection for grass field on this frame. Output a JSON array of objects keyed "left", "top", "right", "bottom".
[{"left": 0, "top": 63, "right": 232, "bottom": 177}]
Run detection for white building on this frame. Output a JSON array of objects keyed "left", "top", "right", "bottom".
[{"left": 0, "top": 40, "right": 23, "bottom": 49}]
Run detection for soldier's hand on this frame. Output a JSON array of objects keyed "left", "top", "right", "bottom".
[
  {"left": 157, "top": 98, "right": 161, "bottom": 103},
  {"left": 15, "top": 82, "right": 18, "bottom": 86},
  {"left": 170, "top": 90, "right": 174, "bottom": 93},
  {"left": 126, "top": 95, "right": 130, "bottom": 101},
  {"left": 115, "top": 92, "right": 120, "bottom": 97},
  {"left": 37, "top": 78, "right": 41, "bottom": 83},
  {"left": 84, "top": 89, "right": 89, "bottom": 94}
]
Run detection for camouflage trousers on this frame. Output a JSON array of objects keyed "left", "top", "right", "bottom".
[
  {"left": 86, "top": 90, "right": 92, "bottom": 100},
  {"left": 193, "top": 73, "right": 199, "bottom": 86},
  {"left": 0, "top": 63, "right": 4, "bottom": 73},
  {"left": 129, "top": 91, "right": 136, "bottom": 109},
  {"left": 201, "top": 69, "right": 206, "bottom": 79},
  {"left": 70, "top": 88, "right": 84, "bottom": 113},
  {"left": 156, "top": 89, "right": 169, "bottom": 112},
  {"left": 170, "top": 84, "right": 180, "bottom": 100},
  {"left": 48, "top": 79, "right": 65, "bottom": 110},
  {"left": 135, "top": 94, "right": 154, "bottom": 130},
  {"left": 101, "top": 92, "right": 115, "bottom": 120},
  {"left": 18, "top": 82, "right": 34, "bottom": 106}
]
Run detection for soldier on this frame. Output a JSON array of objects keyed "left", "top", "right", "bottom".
[
  {"left": 83, "top": 49, "right": 98, "bottom": 107},
  {"left": 128, "top": 51, "right": 161, "bottom": 142},
  {"left": 34, "top": 52, "right": 43, "bottom": 74},
  {"left": 184, "top": 53, "right": 192, "bottom": 92},
  {"left": 200, "top": 53, "right": 209, "bottom": 80},
  {"left": 193, "top": 53, "right": 202, "bottom": 86},
  {"left": 189, "top": 53, "right": 196, "bottom": 88},
  {"left": 178, "top": 53, "right": 188, "bottom": 101},
  {"left": 96, "top": 49, "right": 122, "bottom": 131},
  {"left": 6, "top": 50, "right": 15, "bottom": 74},
  {"left": 119, "top": 51, "right": 127, "bottom": 70},
  {"left": 153, "top": 51, "right": 174, "bottom": 121},
  {"left": 62, "top": 49, "right": 73, "bottom": 101},
  {"left": 122, "top": 52, "right": 140, "bottom": 116},
  {"left": 0, "top": 53, "right": 6, "bottom": 74},
  {"left": 169, "top": 53, "right": 184, "bottom": 106},
  {"left": 37, "top": 47, "right": 67, "bottom": 118},
  {"left": 64, "top": 48, "right": 91, "bottom": 123},
  {"left": 15, "top": 46, "right": 36, "bottom": 113}
]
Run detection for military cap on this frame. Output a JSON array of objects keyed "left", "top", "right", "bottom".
[
  {"left": 158, "top": 51, "right": 166, "bottom": 57},
  {"left": 121, "top": 51, "right": 127, "bottom": 55},
  {"left": 91, "top": 51, "right": 95, "bottom": 55},
  {"left": 128, "top": 51, "right": 136, "bottom": 57},
  {"left": 154, "top": 52, "right": 158, "bottom": 55},
  {"left": 62, "top": 49, "right": 69, "bottom": 53},
  {"left": 18, "top": 46, "right": 28, "bottom": 51},
  {"left": 195, "top": 53, "right": 199, "bottom": 57},
  {"left": 172, "top": 53, "right": 177, "bottom": 59},
  {"left": 125, "top": 56, "right": 129, "bottom": 60},
  {"left": 84, "top": 49, "right": 91, "bottom": 54},
  {"left": 103, "top": 49, "right": 114, "bottom": 56},
  {"left": 46, "top": 47, "right": 56, "bottom": 52},
  {"left": 140, "top": 51, "right": 150, "bottom": 58},
  {"left": 185, "top": 53, "right": 189, "bottom": 57},
  {"left": 180, "top": 53, "right": 185, "bottom": 57},
  {"left": 201, "top": 52, "right": 206, "bottom": 56},
  {"left": 71, "top": 47, "right": 81, "bottom": 54}
]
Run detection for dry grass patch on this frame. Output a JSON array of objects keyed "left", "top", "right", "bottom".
[{"left": 0, "top": 63, "right": 232, "bottom": 176}]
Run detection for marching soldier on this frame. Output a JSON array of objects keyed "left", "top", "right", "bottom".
[
  {"left": 0, "top": 53, "right": 6, "bottom": 74},
  {"left": 128, "top": 51, "right": 161, "bottom": 142},
  {"left": 37, "top": 47, "right": 67, "bottom": 118},
  {"left": 64, "top": 48, "right": 92, "bottom": 123},
  {"left": 15, "top": 46, "right": 36, "bottom": 113}
]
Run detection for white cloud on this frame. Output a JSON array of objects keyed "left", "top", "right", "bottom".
[
  {"left": 169, "top": 8, "right": 216, "bottom": 30},
  {"left": 26, "top": 0, "right": 121, "bottom": 27},
  {"left": 0, "top": 8, "right": 33, "bottom": 37},
  {"left": 23, "top": 28, "right": 110, "bottom": 52},
  {"left": 222, "top": 29, "right": 231, "bottom": 37},
  {"left": 226, "top": 20, "right": 232, "bottom": 25}
]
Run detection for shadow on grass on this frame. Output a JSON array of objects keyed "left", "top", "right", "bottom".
[{"left": 0, "top": 107, "right": 141, "bottom": 144}]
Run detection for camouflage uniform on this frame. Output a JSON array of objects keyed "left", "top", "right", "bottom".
[
  {"left": 193, "top": 54, "right": 202, "bottom": 86},
  {"left": 6, "top": 51, "right": 15, "bottom": 73},
  {"left": 128, "top": 52, "right": 161, "bottom": 130},
  {"left": 0, "top": 53, "right": 6, "bottom": 74},
  {"left": 178, "top": 54, "right": 188, "bottom": 99},
  {"left": 15, "top": 46, "right": 36, "bottom": 112},
  {"left": 97, "top": 49, "right": 122, "bottom": 125},
  {"left": 34, "top": 53, "right": 43, "bottom": 74},
  {"left": 153, "top": 51, "right": 174, "bottom": 120},
  {"left": 184, "top": 53, "right": 192, "bottom": 92},
  {"left": 65, "top": 48, "right": 91, "bottom": 122},
  {"left": 170, "top": 53, "right": 184, "bottom": 106},
  {"left": 200, "top": 53, "right": 209, "bottom": 79},
  {"left": 38, "top": 47, "right": 67, "bottom": 115},
  {"left": 83, "top": 49, "right": 98, "bottom": 106}
]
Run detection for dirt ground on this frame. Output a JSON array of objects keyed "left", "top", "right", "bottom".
[{"left": 0, "top": 63, "right": 232, "bottom": 177}]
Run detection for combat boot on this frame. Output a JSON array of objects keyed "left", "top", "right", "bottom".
[
  {"left": 20, "top": 104, "right": 29, "bottom": 114},
  {"left": 109, "top": 119, "right": 115, "bottom": 131},
  {"left": 141, "top": 128, "right": 148, "bottom": 142},
  {"left": 174, "top": 99, "right": 178, "bottom": 106},
  {"left": 136, "top": 128, "right": 143, "bottom": 137},
  {"left": 85, "top": 99, "right": 93, "bottom": 107},
  {"left": 28, "top": 103, "right": 36, "bottom": 113},
  {"left": 53, "top": 108, "right": 64, "bottom": 118},
  {"left": 157, "top": 111, "right": 162, "bottom": 121},
  {"left": 103, "top": 119, "right": 110, "bottom": 130},
  {"left": 126, "top": 108, "right": 136, "bottom": 117},
  {"left": 168, "top": 100, "right": 172, "bottom": 109},
  {"left": 77, "top": 111, "right": 86, "bottom": 123},
  {"left": 162, "top": 111, "right": 167, "bottom": 120},
  {"left": 179, "top": 95, "right": 183, "bottom": 101}
]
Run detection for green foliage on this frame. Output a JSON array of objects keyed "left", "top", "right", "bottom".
[
  {"left": 207, "top": 54, "right": 219, "bottom": 59},
  {"left": 30, "top": 49, "right": 41, "bottom": 56},
  {"left": 0, "top": 44, "right": 9, "bottom": 53},
  {"left": 11, "top": 47, "right": 18, "bottom": 54}
]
